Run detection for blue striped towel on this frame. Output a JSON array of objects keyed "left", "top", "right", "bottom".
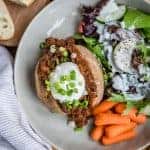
[{"left": 0, "top": 46, "right": 51, "bottom": 150}]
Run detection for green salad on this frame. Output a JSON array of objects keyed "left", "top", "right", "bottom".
[{"left": 74, "top": 0, "right": 150, "bottom": 115}]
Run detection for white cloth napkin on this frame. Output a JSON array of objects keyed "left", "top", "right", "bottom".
[{"left": 0, "top": 46, "right": 52, "bottom": 150}]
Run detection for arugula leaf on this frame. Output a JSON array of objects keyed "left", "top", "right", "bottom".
[
  {"left": 123, "top": 8, "right": 150, "bottom": 29},
  {"left": 137, "top": 43, "right": 150, "bottom": 63},
  {"left": 142, "top": 28, "right": 150, "bottom": 39},
  {"left": 73, "top": 34, "right": 111, "bottom": 71}
]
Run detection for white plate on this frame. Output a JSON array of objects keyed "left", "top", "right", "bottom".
[{"left": 15, "top": 0, "right": 150, "bottom": 150}]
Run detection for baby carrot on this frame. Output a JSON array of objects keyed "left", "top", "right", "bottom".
[
  {"left": 90, "top": 126, "right": 104, "bottom": 141},
  {"left": 127, "top": 108, "right": 146, "bottom": 124},
  {"left": 115, "top": 103, "right": 126, "bottom": 114},
  {"left": 92, "top": 100, "right": 118, "bottom": 115},
  {"left": 95, "top": 113, "right": 130, "bottom": 126},
  {"left": 128, "top": 108, "right": 138, "bottom": 116},
  {"left": 102, "top": 129, "right": 136, "bottom": 145},
  {"left": 105, "top": 122, "right": 136, "bottom": 138},
  {"left": 130, "top": 114, "right": 147, "bottom": 124},
  {"left": 106, "top": 110, "right": 113, "bottom": 114}
]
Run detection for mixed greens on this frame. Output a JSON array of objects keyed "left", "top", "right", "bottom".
[{"left": 74, "top": 0, "right": 150, "bottom": 115}]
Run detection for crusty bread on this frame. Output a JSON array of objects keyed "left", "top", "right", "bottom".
[
  {"left": 0, "top": 0, "right": 50, "bottom": 46},
  {"left": 0, "top": 0, "right": 14, "bottom": 40},
  {"left": 8, "top": 0, "right": 35, "bottom": 6},
  {"left": 35, "top": 44, "right": 104, "bottom": 113}
]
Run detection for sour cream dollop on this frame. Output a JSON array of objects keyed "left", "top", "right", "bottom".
[{"left": 50, "top": 62, "right": 86, "bottom": 102}]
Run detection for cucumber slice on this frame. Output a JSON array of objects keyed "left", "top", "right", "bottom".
[
  {"left": 96, "top": 0, "right": 126, "bottom": 23},
  {"left": 139, "top": 104, "right": 150, "bottom": 116},
  {"left": 94, "top": 21, "right": 104, "bottom": 34},
  {"left": 113, "top": 39, "right": 136, "bottom": 73}
]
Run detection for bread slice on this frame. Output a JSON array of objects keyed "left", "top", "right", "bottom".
[
  {"left": 8, "top": 0, "right": 35, "bottom": 6},
  {"left": 0, "top": 0, "right": 14, "bottom": 40},
  {"left": 35, "top": 42, "right": 104, "bottom": 113}
]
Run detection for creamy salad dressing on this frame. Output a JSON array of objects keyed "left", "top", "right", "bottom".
[{"left": 95, "top": 20, "right": 150, "bottom": 100}]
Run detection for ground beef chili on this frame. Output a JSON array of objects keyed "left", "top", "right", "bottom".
[{"left": 37, "top": 37, "right": 94, "bottom": 127}]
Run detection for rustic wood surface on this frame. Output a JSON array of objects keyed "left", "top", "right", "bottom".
[{"left": 0, "top": 0, "right": 50, "bottom": 47}]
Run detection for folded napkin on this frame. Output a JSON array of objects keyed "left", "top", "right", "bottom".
[{"left": 0, "top": 46, "right": 52, "bottom": 150}]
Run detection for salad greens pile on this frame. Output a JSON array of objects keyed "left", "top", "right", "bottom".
[
  {"left": 74, "top": 0, "right": 150, "bottom": 116},
  {"left": 123, "top": 8, "right": 150, "bottom": 29},
  {"left": 65, "top": 99, "right": 89, "bottom": 110},
  {"left": 110, "top": 93, "right": 150, "bottom": 115},
  {"left": 73, "top": 34, "right": 111, "bottom": 71}
]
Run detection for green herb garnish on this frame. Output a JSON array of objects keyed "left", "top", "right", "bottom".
[
  {"left": 39, "top": 42, "right": 46, "bottom": 49},
  {"left": 70, "top": 70, "right": 76, "bottom": 80},
  {"left": 137, "top": 43, "right": 150, "bottom": 64},
  {"left": 60, "top": 75, "right": 70, "bottom": 82},
  {"left": 65, "top": 99, "right": 89, "bottom": 110},
  {"left": 69, "top": 82, "right": 75, "bottom": 88},
  {"left": 63, "top": 50, "right": 69, "bottom": 57},
  {"left": 66, "top": 89, "right": 74, "bottom": 96},
  {"left": 74, "top": 127, "right": 83, "bottom": 132},
  {"left": 45, "top": 80, "right": 51, "bottom": 91},
  {"left": 80, "top": 100, "right": 89, "bottom": 108},
  {"left": 57, "top": 88, "right": 66, "bottom": 95}
]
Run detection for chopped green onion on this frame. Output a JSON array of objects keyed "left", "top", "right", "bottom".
[
  {"left": 73, "top": 100, "right": 80, "bottom": 107},
  {"left": 63, "top": 50, "right": 69, "bottom": 57},
  {"left": 58, "top": 89, "right": 66, "bottom": 95},
  {"left": 70, "top": 70, "right": 76, "bottom": 80},
  {"left": 45, "top": 80, "right": 51, "bottom": 91},
  {"left": 74, "top": 127, "right": 83, "bottom": 132},
  {"left": 54, "top": 82, "right": 61, "bottom": 91},
  {"left": 39, "top": 42, "right": 46, "bottom": 49},
  {"left": 67, "top": 89, "right": 73, "bottom": 96},
  {"left": 59, "top": 47, "right": 66, "bottom": 52},
  {"left": 60, "top": 75, "right": 70, "bottom": 82},
  {"left": 65, "top": 101, "right": 73, "bottom": 110},
  {"left": 81, "top": 100, "right": 89, "bottom": 108},
  {"left": 69, "top": 82, "right": 75, "bottom": 88}
]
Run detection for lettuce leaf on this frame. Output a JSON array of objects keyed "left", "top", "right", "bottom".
[
  {"left": 137, "top": 43, "right": 150, "bottom": 64},
  {"left": 110, "top": 93, "right": 150, "bottom": 115},
  {"left": 142, "top": 28, "right": 150, "bottom": 39},
  {"left": 73, "top": 34, "right": 111, "bottom": 71},
  {"left": 123, "top": 8, "right": 150, "bottom": 29}
]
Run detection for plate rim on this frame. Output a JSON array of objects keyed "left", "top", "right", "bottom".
[{"left": 14, "top": 0, "right": 150, "bottom": 150}]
